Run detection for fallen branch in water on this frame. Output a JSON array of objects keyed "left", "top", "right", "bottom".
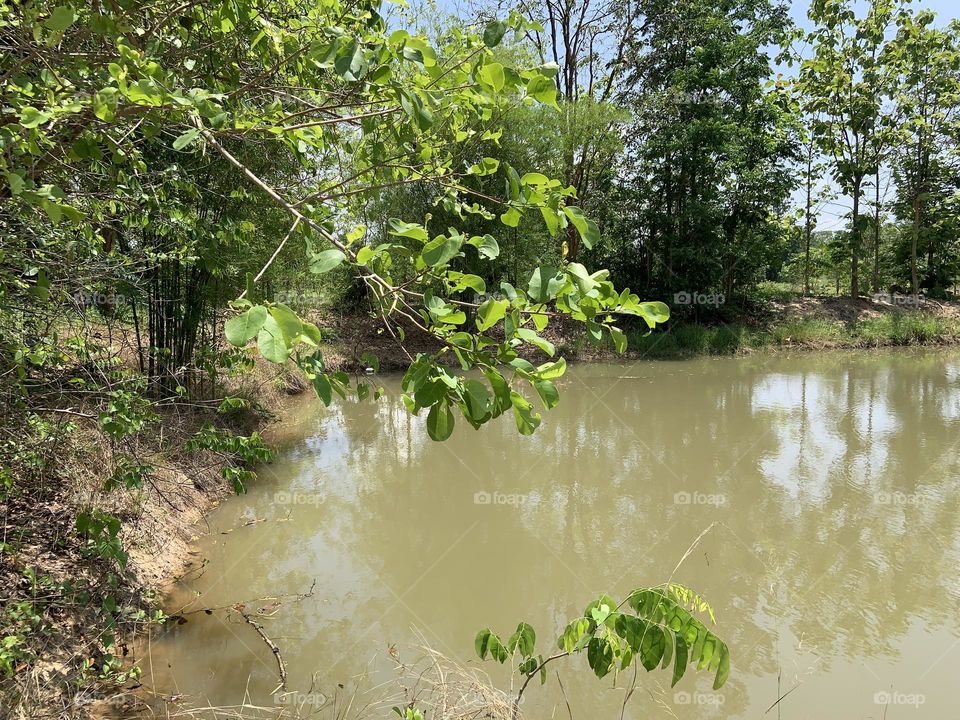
[{"left": 236, "top": 603, "right": 287, "bottom": 692}]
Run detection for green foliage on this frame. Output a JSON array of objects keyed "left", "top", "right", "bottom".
[
  {"left": 392, "top": 707, "right": 424, "bottom": 720},
  {"left": 1, "top": 600, "right": 45, "bottom": 678},
  {"left": 75, "top": 511, "right": 128, "bottom": 570},
  {"left": 185, "top": 424, "right": 273, "bottom": 493},
  {"left": 476, "top": 585, "right": 729, "bottom": 711}
]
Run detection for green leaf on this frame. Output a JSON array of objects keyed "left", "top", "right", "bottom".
[
  {"left": 224, "top": 305, "right": 267, "bottom": 346},
  {"left": 483, "top": 20, "right": 507, "bottom": 47},
  {"left": 356, "top": 246, "right": 375, "bottom": 265},
  {"left": 475, "top": 629, "right": 491, "bottom": 659},
  {"left": 566, "top": 262, "right": 598, "bottom": 294},
  {"left": 521, "top": 172, "right": 550, "bottom": 186},
  {"left": 172, "top": 128, "right": 201, "bottom": 151},
  {"left": 448, "top": 273, "right": 485, "bottom": 294},
  {"left": 312, "top": 373, "right": 333, "bottom": 405},
  {"left": 637, "top": 301, "right": 670, "bottom": 327},
  {"left": 563, "top": 206, "right": 600, "bottom": 249},
  {"left": 516, "top": 327, "right": 555, "bottom": 356},
  {"left": 257, "top": 315, "right": 289, "bottom": 363},
  {"left": 45, "top": 6, "right": 77, "bottom": 32},
  {"left": 399, "top": 90, "right": 433, "bottom": 130},
  {"left": 672, "top": 635, "right": 688, "bottom": 687},
  {"left": 309, "top": 248, "right": 346, "bottom": 274},
  {"left": 610, "top": 326, "right": 627, "bottom": 354},
  {"left": 426, "top": 399, "right": 454, "bottom": 441},
  {"left": 5, "top": 172, "right": 25, "bottom": 196},
  {"left": 559, "top": 617, "right": 591, "bottom": 652},
  {"left": 468, "top": 157, "right": 500, "bottom": 176},
  {"left": 93, "top": 87, "right": 129, "bottom": 120},
  {"left": 535, "top": 357, "right": 566, "bottom": 380},
  {"left": 527, "top": 266, "right": 565, "bottom": 303},
  {"left": 540, "top": 207, "right": 560, "bottom": 236},
  {"left": 527, "top": 74, "right": 558, "bottom": 108},
  {"left": 587, "top": 636, "right": 614, "bottom": 679},
  {"left": 500, "top": 207, "right": 521, "bottom": 227},
  {"left": 421, "top": 235, "right": 462, "bottom": 267},
  {"left": 476, "top": 298, "right": 508, "bottom": 332},
  {"left": 388, "top": 218, "right": 429, "bottom": 242},
  {"left": 661, "top": 627, "right": 674, "bottom": 669},
  {"left": 614, "top": 614, "right": 643, "bottom": 651},
  {"left": 475, "top": 628, "right": 509, "bottom": 662},
  {"left": 533, "top": 379, "right": 559, "bottom": 409},
  {"left": 462, "top": 379, "right": 491, "bottom": 422},
  {"left": 269, "top": 304, "right": 302, "bottom": 340},
  {"left": 518, "top": 657, "right": 538, "bottom": 674},
  {"left": 334, "top": 40, "right": 368, "bottom": 81},
  {"left": 478, "top": 62, "right": 505, "bottom": 91},
  {"left": 713, "top": 645, "right": 730, "bottom": 689},
  {"left": 507, "top": 622, "right": 536, "bottom": 658},
  {"left": 510, "top": 391, "right": 541, "bottom": 435},
  {"left": 639, "top": 623, "right": 666, "bottom": 671},
  {"left": 19, "top": 107, "right": 52, "bottom": 129},
  {"left": 468, "top": 234, "right": 500, "bottom": 260}
]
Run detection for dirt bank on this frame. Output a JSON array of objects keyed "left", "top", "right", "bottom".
[{"left": 0, "top": 359, "right": 304, "bottom": 720}]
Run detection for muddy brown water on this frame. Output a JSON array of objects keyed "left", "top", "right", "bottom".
[{"left": 145, "top": 349, "right": 960, "bottom": 718}]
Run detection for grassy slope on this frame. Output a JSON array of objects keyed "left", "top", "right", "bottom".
[{"left": 621, "top": 295, "right": 960, "bottom": 360}]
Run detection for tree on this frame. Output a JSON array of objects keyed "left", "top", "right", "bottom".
[
  {"left": 476, "top": 0, "right": 641, "bottom": 261},
  {"left": 800, "top": 0, "right": 897, "bottom": 300},
  {"left": 616, "top": 0, "right": 794, "bottom": 301},
  {"left": 888, "top": 11, "right": 960, "bottom": 299}
]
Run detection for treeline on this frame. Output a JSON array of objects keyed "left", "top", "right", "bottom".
[{"left": 326, "top": 0, "right": 960, "bottom": 316}]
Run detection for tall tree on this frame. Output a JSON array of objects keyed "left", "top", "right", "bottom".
[
  {"left": 616, "top": 0, "right": 794, "bottom": 300},
  {"left": 479, "top": 0, "right": 642, "bottom": 261},
  {"left": 800, "top": 0, "right": 897, "bottom": 300},
  {"left": 888, "top": 11, "right": 960, "bottom": 299}
]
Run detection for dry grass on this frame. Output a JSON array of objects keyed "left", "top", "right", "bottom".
[{"left": 125, "top": 642, "right": 517, "bottom": 720}]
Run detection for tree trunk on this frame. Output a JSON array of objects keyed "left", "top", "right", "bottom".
[
  {"left": 872, "top": 166, "right": 880, "bottom": 294},
  {"left": 804, "top": 148, "right": 813, "bottom": 297},
  {"left": 850, "top": 182, "right": 861, "bottom": 301},
  {"left": 911, "top": 194, "right": 920, "bottom": 300}
]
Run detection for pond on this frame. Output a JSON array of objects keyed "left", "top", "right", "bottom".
[{"left": 146, "top": 349, "right": 960, "bottom": 718}]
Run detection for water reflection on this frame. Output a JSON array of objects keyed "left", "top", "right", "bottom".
[{"left": 148, "top": 349, "right": 960, "bottom": 718}]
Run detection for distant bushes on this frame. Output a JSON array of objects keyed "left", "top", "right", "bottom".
[{"left": 619, "top": 311, "right": 960, "bottom": 359}]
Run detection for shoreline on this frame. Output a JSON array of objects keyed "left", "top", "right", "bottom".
[{"left": 313, "top": 296, "right": 960, "bottom": 371}]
